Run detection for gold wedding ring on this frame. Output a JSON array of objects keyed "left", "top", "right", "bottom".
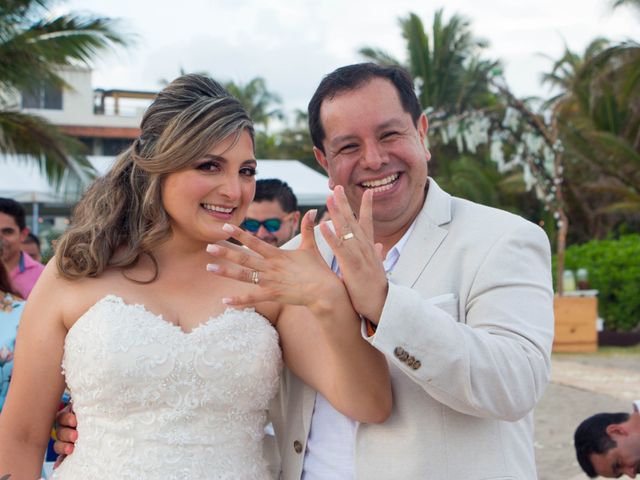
[
  {"left": 340, "top": 232, "right": 355, "bottom": 241},
  {"left": 251, "top": 270, "right": 260, "bottom": 285}
]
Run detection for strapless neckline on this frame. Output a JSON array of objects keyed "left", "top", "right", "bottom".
[
  {"left": 70, "top": 294, "right": 266, "bottom": 336},
  {"left": 55, "top": 292, "right": 281, "bottom": 479}
]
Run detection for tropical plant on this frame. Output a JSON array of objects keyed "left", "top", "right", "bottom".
[
  {"left": 360, "top": 10, "right": 500, "bottom": 115},
  {"left": 0, "top": 0, "right": 130, "bottom": 187},
  {"left": 541, "top": 38, "right": 640, "bottom": 242},
  {"left": 222, "top": 77, "right": 283, "bottom": 133},
  {"left": 555, "top": 234, "right": 640, "bottom": 331}
]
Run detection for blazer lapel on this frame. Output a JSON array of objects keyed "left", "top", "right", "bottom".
[{"left": 390, "top": 178, "right": 451, "bottom": 288}]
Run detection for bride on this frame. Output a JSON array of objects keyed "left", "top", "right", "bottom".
[{"left": 0, "top": 74, "right": 391, "bottom": 479}]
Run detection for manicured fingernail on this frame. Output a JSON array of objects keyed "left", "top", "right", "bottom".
[
  {"left": 66, "top": 445, "right": 73, "bottom": 454},
  {"left": 308, "top": 209, "right": 317, "bottom": 222},
  {"left": 206, "top": 263, "right": 220, "bottom": 272},
  {"left": 221, "top": 297, "right": 232, "bottom": 304},
  {"left": 222, "top": 223, "right": 234, "bottom": 233},
  {"left": 206, "top": 244, "right": 220, "bottom": 254}
]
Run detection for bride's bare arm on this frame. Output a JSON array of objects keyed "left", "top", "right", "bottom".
[
  {"left": 277, "top": 300, "right": 391, "bottom": 423},
  {"left": 205, "top": 211, "right": 392, "bottom": 423},
  {"left": 0, "top": 263, "right": 68, "bottom": 477}
]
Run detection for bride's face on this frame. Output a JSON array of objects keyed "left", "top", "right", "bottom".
[{"left": 162, "top": 130, "right": 256, "bottom": 244}]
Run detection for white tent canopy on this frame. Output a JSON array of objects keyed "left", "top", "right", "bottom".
[{"left": 0, "top": 155, "right": 331, "bottom": 207}]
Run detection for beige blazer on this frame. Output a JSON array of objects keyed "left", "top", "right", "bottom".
[{"left": 269, "top": 178, "right": 554, "bottom": 480}]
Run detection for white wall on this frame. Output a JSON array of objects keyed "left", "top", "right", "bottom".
[{"left": 19, "top": 66, "right": 143, "bottom": 128}]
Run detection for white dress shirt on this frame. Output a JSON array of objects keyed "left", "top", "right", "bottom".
[{"left": 301, "top": 221, "right": 417, "bottom": 479}]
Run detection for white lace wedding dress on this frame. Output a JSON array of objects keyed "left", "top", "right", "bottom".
[{"left": 52, "top": 295, "right": 282, "bottom": 479}]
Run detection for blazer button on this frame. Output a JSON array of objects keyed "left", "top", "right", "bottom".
[
  {"left": 394, "top": 346, "right": 405, "bottom": 358},
  {"left": 407, "top": 356, "right": 416, "bottom": 367},
  {"left": 293, "top": 440, "right": 303, "bottom": 454},
  {"left": 400, "top": 352, "right": 410, "bottom": 362},
  {"left": 412, "top": 360, "right": 422, "bottom": 370}
]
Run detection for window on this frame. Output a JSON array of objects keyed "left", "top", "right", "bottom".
[
  {"left": 21, "top": 81, "right": 63, "bottom": 110},
  {"left": 103, "top": 138, "right": 133, "bottom": 156}
]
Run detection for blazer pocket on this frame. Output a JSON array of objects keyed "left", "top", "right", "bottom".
[{"left": 427, "top": 293, "right": 459, "bottom": 321}]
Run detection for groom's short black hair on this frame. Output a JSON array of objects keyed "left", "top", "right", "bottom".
[{"left": 307, "top": 62, "right": 422, "bottom": 154}]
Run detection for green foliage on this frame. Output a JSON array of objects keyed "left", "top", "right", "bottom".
[
  {"left": 542, "top": 37, "right": 640, "bottom": 242},
  {"left": 553, "top": 235, "right": 640, "bottom": 331},
  {"left": 360, "top": 9, "right": 500, "bottom": 115},
  {"left": 222, "top": 77, "right": 283, "bottom": 132},
  {"left": 0, "top": 0, "right": 131, "bottom": 186}
]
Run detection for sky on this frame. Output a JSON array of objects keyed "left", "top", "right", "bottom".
[{"left": 62, "top": 0, "right": 639, "bottom": 122}]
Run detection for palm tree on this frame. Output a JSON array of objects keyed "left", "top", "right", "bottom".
[
  {"left": 0, "top": 0, "right": 130, "bottom": 187},
  {"left": 542, "top": 38, "right": 640, "bottom": 240},
  {"left": 360, "top": 10, "right": 500, "bottom": 115},
  {"left": 222, "top": 77, "right": 283, "bottom": 133}
]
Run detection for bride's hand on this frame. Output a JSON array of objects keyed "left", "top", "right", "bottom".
[{"left": 205, "top": 210, "right": 345, "bottom": 313}]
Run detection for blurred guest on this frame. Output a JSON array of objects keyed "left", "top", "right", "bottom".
[
  {"left": 242, "top": 179, "right": 300, "bottom": 247},
  {"left": 0, "top": 198, "right": 45, "bottom": 298},
  {"left": 574, "top": 400, "right": 640, "bottom": 478},
  {"left": 0, "top": 239, "right": 24, "bottom": 412},
  {"left": 22, "top": 232, "right": 42, "bottom": 263}
]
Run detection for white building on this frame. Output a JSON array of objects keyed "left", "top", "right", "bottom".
[{"left": 9, "top": 66, "right": 153, "bottom": 156}]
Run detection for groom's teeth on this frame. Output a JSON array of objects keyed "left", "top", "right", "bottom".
[
  {"left": 202, "top": 204, "right": 233, "bottom": 213},
  {"left": 361, "top": 173, "right": 399, "bottom": 192}
]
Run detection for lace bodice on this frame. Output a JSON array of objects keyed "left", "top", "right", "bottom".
[{"left": 53, "top": 295, "right": 282, "bottom": 479}]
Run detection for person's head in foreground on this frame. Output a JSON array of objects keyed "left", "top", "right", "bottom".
[
  {"left": 243, "top": 179, "right": 300, "bottom": 247},
  {"left": 0, "top": 239, "right": 18, "bottom": 297},
  {"left": 308, "top": 62, "right": 430, "bottom": 242},
  {"left": 56, "top": 74, "right": 255, "bottom": 278},
  {"left": 575, "top": 410, "right": 640, "bottom": 478},
  {"left": 0, "top": 198, "right": 28, "bottom": 269}
]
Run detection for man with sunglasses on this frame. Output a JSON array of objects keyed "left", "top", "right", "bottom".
[
  {"left": 242, "top": 179, "right": 301, "bottom": 247},
  {"left": 0, "top": 198, "right": 44, "bottom": 299}
]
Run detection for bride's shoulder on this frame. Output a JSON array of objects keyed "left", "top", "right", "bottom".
[{"left": 27, "top": 258, "right": 123, "bottom": 328}]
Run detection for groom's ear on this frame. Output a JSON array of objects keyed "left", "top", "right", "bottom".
[{"left": 313, "top": 146, "right": 336, "bottom": 190}]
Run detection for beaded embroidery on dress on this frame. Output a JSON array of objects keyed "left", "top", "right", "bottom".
[{"left": 52, "top": 295, "right": 282, "bottom": 480}]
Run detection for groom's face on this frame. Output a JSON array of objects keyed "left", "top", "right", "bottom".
[{"left": 313, "top": 78, "right": 430, "bottom": 234}]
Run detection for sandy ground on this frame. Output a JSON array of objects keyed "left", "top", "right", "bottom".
[{"left": 535, "top": 351, "right": 640, "bottom": 480}]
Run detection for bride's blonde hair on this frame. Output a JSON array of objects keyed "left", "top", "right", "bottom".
[{"left": 55, "top": 74, "right": 254, "bottom": 280}]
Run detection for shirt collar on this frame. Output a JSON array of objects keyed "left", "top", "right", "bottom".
[
  {"left": 382, "top": 217, "right": 417, "bottom": 273},
  {"left": 18, "top": 251, "right": 26, "bottom": 273}
]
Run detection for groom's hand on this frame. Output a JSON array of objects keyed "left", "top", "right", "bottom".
[
  {"left": 320, "top": 186, "right": 387, "bottom": 324},
  {"left": 52, "top": 405, "right": 77, "bottom": 467}
]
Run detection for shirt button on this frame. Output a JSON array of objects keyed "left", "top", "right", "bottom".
[{"left": 293, "top": 440, "right": 303, "bottom": 454}]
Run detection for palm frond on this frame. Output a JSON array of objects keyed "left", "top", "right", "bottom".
[{"left": 0, "top": 109, "right": 95, "bottom": 188}]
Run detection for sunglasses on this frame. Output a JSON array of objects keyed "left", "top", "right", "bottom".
[{"left": 241, "top": 218, "right": 283, "bottom": 233}]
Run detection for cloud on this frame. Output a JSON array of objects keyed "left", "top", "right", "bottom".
[{"left": 68, "top": 0, "right": 639, "bottom": 117}]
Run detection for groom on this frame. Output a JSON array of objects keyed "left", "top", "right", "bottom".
[
  {"left": 56, "top": 63, "right": 554, "bottom": 479},
  {"left": 269, "top": 62, "right": 553, "bottom": 479}
]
